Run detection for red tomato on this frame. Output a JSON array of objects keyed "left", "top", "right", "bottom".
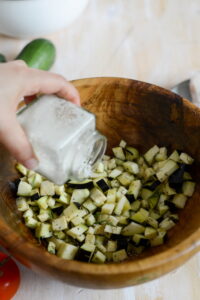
[{"left": 0, "top": 252, "right": 20, "bottom": 300}]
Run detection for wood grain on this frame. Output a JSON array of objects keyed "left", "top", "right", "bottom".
[{"left": 0, "top": 77, "right": 199, "bottom": 289}]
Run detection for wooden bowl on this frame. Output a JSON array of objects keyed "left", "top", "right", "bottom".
[{"left": 0, "top": 77, "right": 199, "bottom": 289}]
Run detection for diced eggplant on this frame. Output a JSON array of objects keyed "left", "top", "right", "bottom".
[
  {"left": 116, "top": 186, "right": 128, "bottom": 199},
  {"left": 90, "top": 188, "right": 106, "bottom": 207},
  {"left": 35, "top": 223, "right": 52, "bottom": 239},
  {"left": 94, "top": 224, "right": 105, "bottom": 235},
  {"left": 110, "top": 179, "right": 120, "bottom": 188},
  {"left": 63, "top": 203, "right": 80, "bottom": 221},
  {"left": 68, "top": 180, "right": 94, "bottom": 189},
  {"left": 132, "top": 234, "right": 149, "bottom": 246},
  {"left": 85, "top": 214, "right": 96, "bottom": 226},
  {"left": 107, "top": 158, "right": 117, "bottom": 170},
  {"left": 51, "top": 205, "right": 63, "bottom": 216},
  {"left": 109, "top": 167, "right": 123, "bottom": 178},
  {"left": 16, "top": 197, "right": 29, "bottom": 211},
  {"left": 40, "top": 181, "right": 55, "bottom": 196},
  {"left": 158, "top": 204, "right": 169, "bottom": 215},
  {"left": 92, "top": 251, "right": 106, "bottom": 263},
  {"left": 25, "top": 216, "right": 38, "bottom": 228},
  {"left": 159, "top": 218, "right": 175, "bottom": 231},
  {"left": 37, "top": 208, "right": 52, "bottom": 222},
  {"left": 23, "top": 208, "right": 33, "bottom": 218},
  {"left": 52, "top": 216, "right": 68, "bottom": 231},
  {"left": 182, "top": 181, "right": 195, "bottom": 197},
  {"left": 150, "top": 232, "right": 165, "bottom": 247},
  {"left": 172, "top": 194, "right": 187, "bottom": 209},
  {"left": 112, "top": 249, "right": 128, "bottom": 262},
  {"left": 141, "top": 199, "right": 149, "bottom": 209},
  {"left": 15, "top": 142, "right": 195, "bottom": 263},
  {"left": 119, "top": 140, "right": 127, "bottom": 148},
  {"left": 71, "top": 189, "right": 89, "bottom": 204},
  {"left": 101, "top": 203, "right": 115, "bottom": 215},
  {"left": 117, "top": 172, "right": 134, "bottom": 186},
  {"left": 144, "top": 145, "right": 159, "bottom": 165},
  {"left": 130, "top": 208, "right": 149, "bottom": 223},
  {"left": 122, "top": 222, "right": 145, "bottom": 236},
  {"left": 144, "top": 227, "right": 157, "bottom": 239},
  {"left": 37, "top": 196, "right": 48, "bottom": 210},
  {"left": 16, "top": 163, "right": 27, "bottom": 176},
  {"left": 114, "top": 195, "right": 127, "bottom": 215},
  {"left": 144, "top": 180, "right": 160, "bottom": 191},
  {"left": 67, "top": 224, "right": 88, "bottom": 239},
  {"left": 57, "top": 243, "right": 78, "bottom": 260},
  {"left": 164, "top": 200, "right": 178, "bottom": 213},
  {"left": 148, "top": 192, "right": 160, "bottom": 209},
  {"left": 156, "top": 160, "right": 179, "bottom": 182},
  {"left": 106, "top": 188, "right": 117, "bottom": 203},
  {"left": 83, "top": 199, "right": 97, "bottom": 212},
  {"left": 95, "top": 178, "right": 110, "bottom": 192},
  {"left": 112, "top": 147, "right": 125, "bottom": 160},
  {"left": 183, "top": 171, "right": 192, "bottom": 181},
  {"left": 17, "top": 181, "right": 32, "bottom": 196},
  {"left": 115, "top": 158, "right": 124, "bottom": 166},
  {"left": 126, "top": 193, "right": 135, "bottom": 203},
  {"left": 30, "top": 193, "right": 40, "bottom": 201},
  {"left": 81, "top": 243, "right": 95, "bottom": 253},
  {"left": 140, "top": 188, "right": 153, "bottom": 200},
  {"left": 169, "top": 150, "right": 180, "bottom": 162},
  {"left": 94, "top": 161, "right": 105, "bottom": 173},
  {"left": 107, "top": 215, "right": 119, "bottom": 226},
  {"left": 104, "top": 225, "right": 122, "bottom": 234},
  {"left": 147, "top": 217, "right": 158, "bottom": 229},
  {"left": 71, "top": 216, "right": 85, "bottom": 226},
  {"left": 144, "top": 167, "right": 155, "bottom": 180},
  {"left": 180, "top": 152, "right": 194, "bottom": 164},
  {"left": 130, "top": 200, "right": 141, "bottom": 211},
  {"left": 162, "top": 182, "right": 176, "bottom": 195},
  {"left": 128, "top": 180, "right": 142, "bottom": 199},
  {"left": 107, "top": 240, "right": 117, "bottom": 252},
  {"left": 47, "top": 241, "right": 56, "bottom": 254},
  {"left": 123, "top": 161, "right": 139, "bottom": 174},
  {"left": 125, "top": 146, "right": 139, "bottom": 161},
  {"left": 155, "top": 147, "right": 167, "bottom": 162},
  {"left": 85, "top": 233, "right": 95, "bottom": 245},
  {"left": 168, "top": 163, "right": 186, "bottom": 190}
]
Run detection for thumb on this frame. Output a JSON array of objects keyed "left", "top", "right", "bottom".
[{"left": 0, "top": 115, "right": 38, "bottom": 169}]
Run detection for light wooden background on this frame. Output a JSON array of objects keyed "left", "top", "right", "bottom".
[{"left": 0, "top": 0, "right": 199, "bottom": 299}]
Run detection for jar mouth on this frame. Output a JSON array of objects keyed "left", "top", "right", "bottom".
[
  {"left": 71, "top": 131, "right": 107, "bottom": 180},
  {"left": 88, "top": 136, "right": 107, "bottom": 166}
]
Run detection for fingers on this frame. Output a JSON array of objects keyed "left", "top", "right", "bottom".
[
  {"left": 21, "top": 68, "right": 80, "bottom": 106},
  {"left": 0, "top": 114, "right": 38, "bottom": 169}
]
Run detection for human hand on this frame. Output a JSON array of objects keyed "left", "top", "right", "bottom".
[{"left": 0, "top": 61, "right": 80, "bottom": 169}]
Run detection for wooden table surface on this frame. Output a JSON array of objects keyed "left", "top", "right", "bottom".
[{"left": 0, "top": 0, "right": 199, "bottom": 299}]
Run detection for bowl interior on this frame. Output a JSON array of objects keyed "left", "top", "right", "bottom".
[
  {"left": 75, "top": 78, "right": 200, "bottom": 254},
  {"left": 0, "top": 77, "right": 199, "bottom": 288}
]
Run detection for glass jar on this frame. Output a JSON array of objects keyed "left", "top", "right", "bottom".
[{"left": 17, "top": 95, "right": 107, "bottom": 185}]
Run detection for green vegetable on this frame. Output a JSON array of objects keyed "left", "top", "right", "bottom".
[
  {"left": 16, "top": 38, "right": 56, "bottom": 70},
  {"left": 0, "top": 54, "right": 6, "bottom": 63}
]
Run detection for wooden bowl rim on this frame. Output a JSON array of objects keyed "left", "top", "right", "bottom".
[{"left": 1, "top": 77, "right": 200, "bottom": 276}]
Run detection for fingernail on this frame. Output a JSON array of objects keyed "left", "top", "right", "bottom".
[{"left": 24, "top": 158, "right": 38, "bottom": 170}]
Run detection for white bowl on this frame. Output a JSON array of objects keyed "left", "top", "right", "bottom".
[{"left": 0, "top": 0, "right": 89, "bottom": 38}]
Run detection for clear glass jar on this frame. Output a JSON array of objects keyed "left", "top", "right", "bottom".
[{"left": 17, "top": 95, "right": 107, "bottom": 185}]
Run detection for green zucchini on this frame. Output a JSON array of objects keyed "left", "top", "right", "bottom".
[
  {"left": 16, "top": 38, "right": 56, "bottom": 70},
  {"left": 0, "top": 54, "right": 6, "bottom": 63}
]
